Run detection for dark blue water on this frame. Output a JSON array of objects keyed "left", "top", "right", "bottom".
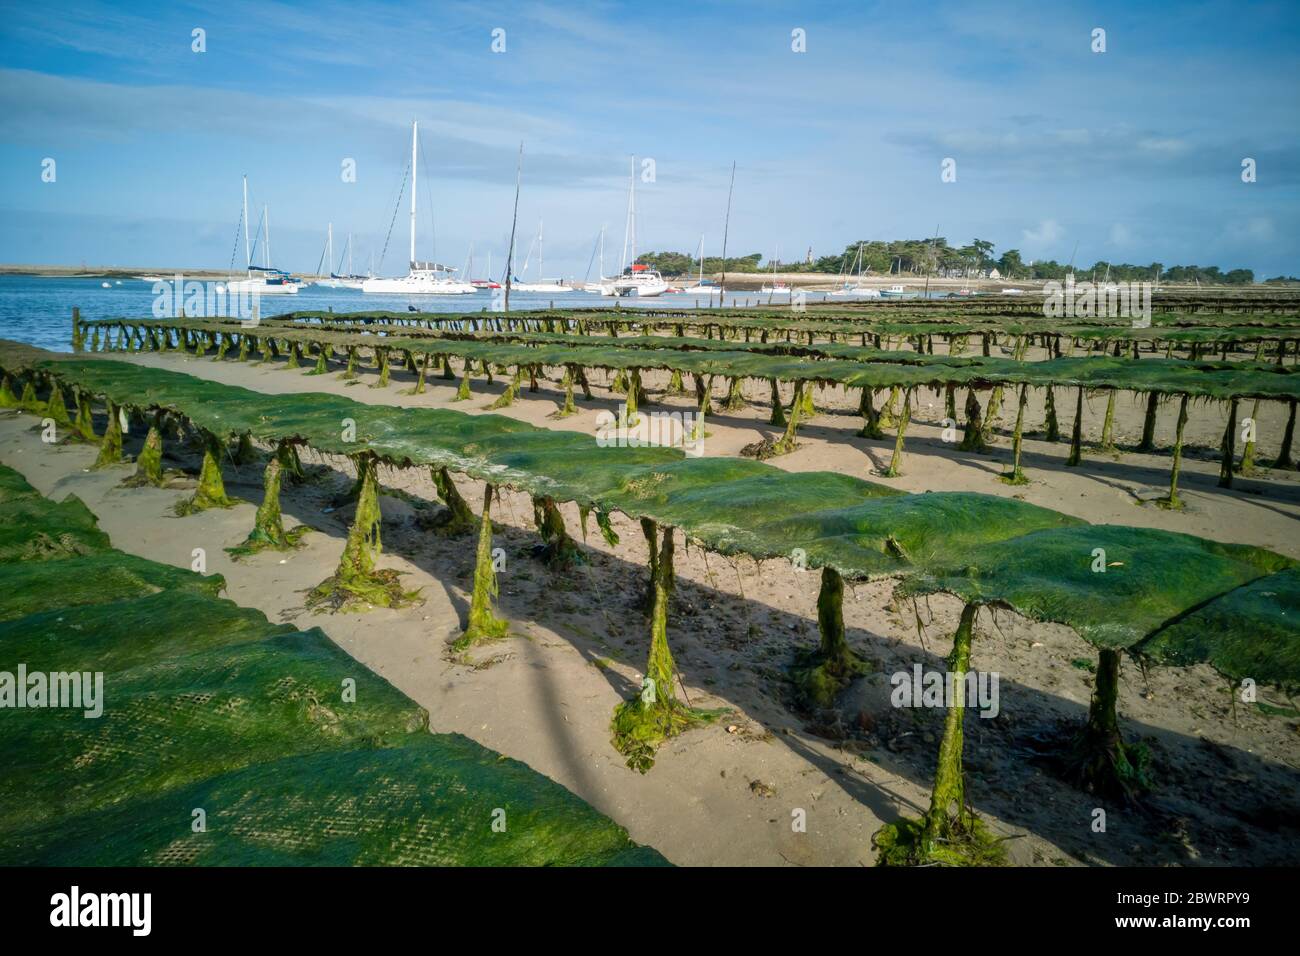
[{"left": 0, "top": 275, "right": 838, "bottom": 353}]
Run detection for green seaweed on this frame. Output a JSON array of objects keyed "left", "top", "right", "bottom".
[
  {"left": 307, "top": 454, "right": 420, "bottom": 611},
  {"left": 452, "top": 483, "right": 509, "bottom": 650}
]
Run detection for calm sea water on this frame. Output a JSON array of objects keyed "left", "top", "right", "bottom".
[{"left": 0, "top": 274, "right": 864, "bottom": 353}]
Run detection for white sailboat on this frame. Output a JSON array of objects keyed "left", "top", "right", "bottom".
[
  {"left": 227, "top": 177, "right": 300, "bottom": 295},
  {"left": 583, "top": 225, "right": 612, "bottom": 293},
  {"left": 313, "top": 224, "right": 365, "bottom": 288},
  {"left": 827, "top": 243, "right": 881, "bottom": 298},
  {"left": 677, "top": 234, "right": 720, "bottom": 295},
  {"left": 510, "top": 220, "right": 577, "bottom": 293},
  {"left": 362, "top": 121, "right": 475, "bottom": 295},
  {"left": 760, "top": 248, "right": 791, "bottom": 295},
  {"left": 611, "top": 157, "right": 667, "bottom": 297}
]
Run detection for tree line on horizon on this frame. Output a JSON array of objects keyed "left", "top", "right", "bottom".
[{"left": 636, "top": 239, "right": 1277, "bottom": 284}]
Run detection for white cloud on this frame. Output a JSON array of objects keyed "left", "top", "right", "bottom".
[
  {"left": 1023, "top": 219, "right": 1062, "bottom": 243},
  {"left": 1222, "top": 217, "right": 1275, "bottom": 243},
  {"left": 1137, "top": 137, "right": 1190, "bottom": 155}
]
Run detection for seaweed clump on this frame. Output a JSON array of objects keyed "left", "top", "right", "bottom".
[
  {"left": 226, "top": 444, "right": 313, "bottom": 558},
  {"left": 791, "top": 567, "right": 869, "bottom": 709},
  {"left": 873, "top": 604, "right": 1007, "bottom": 866},
  {"left": 611, "top": 522, "right": 720, "bottom": 773},
  {"left": 306, "top": 454, "right": 421, "bottom": 611}
]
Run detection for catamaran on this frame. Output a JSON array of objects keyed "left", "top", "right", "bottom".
[
  {"left": 612, "top": 263, "right": 668, "bottom": 297},
  {"left": 610, "top": 157, "right": 667, "bottom": 297},
  {"left": 226, "top": 176, "right": 300, "bottom": 295},
  {"left": 510, "top": 220, "right": 577, "bottom": 293},
  {"left": 362, "top": 121, "right": 475, "bottom": 295}
]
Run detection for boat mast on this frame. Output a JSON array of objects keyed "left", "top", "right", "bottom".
[
  {"left": 621, "top": 157, "right": 634, "bottom": 273},
  {"left": 242, "top": 176, "right": 251, "bottom": 273},
  {"left": 504, "top": 142, "right": 522, "bottom": 311},
  {"left": 327, "top": 223, "right": 333, "bottom": 276},
  {"left": 538, "top": 219, "right": 544, "bottom": 281},
  {"left": 409, "top": 120, "right": 418, "bottom": 270},
  {"left": 629, "top": 157, "right": 637, "bottom": 268},
  {"left": 264, "top": 206, "right": 271, "bottom": 269},
  {"left": 698, "top": 233, "right": 704, "bottom": 285},
  {"left": 718, "top": 160, "right": 736, "bottom": 300},
  {"left": 599, "top": 225, "right": 605, "bottom": 280}
]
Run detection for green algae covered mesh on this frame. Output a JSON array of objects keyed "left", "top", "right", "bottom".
[
  {"left": 0, "top": 552, "right": 224, "bottom": 621},
  {"left": 905, "top": 524, "right": 1294, "bottom": 650},
  {"left": 5, "top": 347, "right": 1296, "bottom": 688},
  {"left": 0, "top": 466, "right": 43, "bottom": 503},
  {"left": 0, "top": 354, "right": 1092, "bottom": 579},
  {"left": 74, "top": 319, "right": 1300, "bottom": 400},
  {"left": 1135, "top": 567, "right": 1300, "bottom": 691},
  {"left": 8, "top": 734, "right": 668, "bottom": 866},
  {"left": 0, "top": 487, "right": 111, "bottom": 561},
  {"left": 0, "top": 590, "right": 428, "bottom": 835},
  {"left": 0, "top": 464, "right": 666, "bottom": 866}
]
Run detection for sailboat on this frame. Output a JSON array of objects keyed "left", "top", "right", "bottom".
[
  {"left": 611, "top": 157, "right": 667, "bottom": 297},
  {"left": 827, "top": 244, "right": 881, "bottom": 298},
  {"left": 227, "top": 177, "right": 300, "bottom": 295},
  {"left": 362, "top": 121, "right": 475, "bottom": 295},
  {"left": 316, "top": 227, "right": 367, "bottom": 289},
  {"left": 760, "top": 247, "right": 791, "bottom": 295},
  {"left": 677, "top": 234, "right": 720, "bottom": 295},
  {"left": 583, "top": 226, "right": 613, "bottom": 293},
  {"left": 467, "top": 248, "right": 500, "bottom": 289},
  {"left": 510, "top": 220, "right": 577, "bottom": 292}
]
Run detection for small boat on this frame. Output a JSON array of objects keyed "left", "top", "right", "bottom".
[
  {"left": 510, "top": 220, "right": 578, "bottom": 293},
  {"left": 228, "top": 266, "right": 301, "bottom": 295},
  {"left": 100, "top": 281, "right": 111, "bottom": 288},
  {"left": 760, "top": 244, "right": 789, "bottom": 294},
  {"left": 827, "top": 244, "right": 879, "bottom": 297},
  {"left": 879, "top": 284, "right": 908, "bottom": 298},
  {"left": 673, "top": 236, "right": 720, "bottom": 296},
  {"left": 511, "top": 280, "right": 577, "bottom": 293},
  {"left": 315, "top": 229, "right": 367, "bottom": 289},
  {"left": 677, "top": 282, "right": 722, "bottom": 296},
  {"left": 1000, "top": 288, "right": 1025, "bottom": 295},
  {"left": 227, "top": 177, "right": 300, "bottom": 294}
]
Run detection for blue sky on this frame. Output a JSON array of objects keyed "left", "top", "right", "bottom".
[{"left": 1, "top": 0, "right": 1297, "bottom": 278}]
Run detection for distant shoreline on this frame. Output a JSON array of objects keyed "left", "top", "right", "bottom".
[
  {"left": 2, "top": 264, "right": 1292, "bottom": 291},
  {"left": 0, "top": 264, "right": 245, "bottom": 280}
]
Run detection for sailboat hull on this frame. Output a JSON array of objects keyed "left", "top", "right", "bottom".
[
  {"left": 361, "top": 275, "right": 475, "bottom": 294},
  {"left": 227, "top": 279, "right": 299, "bottom": 294},
  {"left": 511, "top": 283, "right": 577, "bottom": 293}
]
